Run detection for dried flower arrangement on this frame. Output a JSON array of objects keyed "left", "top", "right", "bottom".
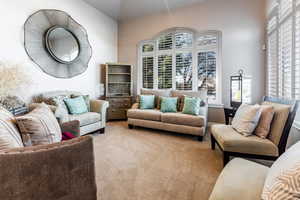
[{"left": 0, "top": 61, "right": 31, "bottom": 110}]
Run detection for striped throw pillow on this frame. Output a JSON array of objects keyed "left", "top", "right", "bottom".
[{"left": 16, "top": 103, "right": 62, "bottom": 146}]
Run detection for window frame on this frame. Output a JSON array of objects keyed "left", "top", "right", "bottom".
[{"left": 138, "top": 28, "right": 222, "bottom": 104}]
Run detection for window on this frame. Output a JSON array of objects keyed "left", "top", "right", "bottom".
[
  {"left": 139, "top": 28, "right": 222, "bottom": 103},
  {"left": 266, "top": 0, "right": 300, "bottom": 99}
]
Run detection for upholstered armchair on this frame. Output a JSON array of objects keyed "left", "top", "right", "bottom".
[
  {"left": 31, "top": 91, "right": 109, "bottom": 135},
  {"left": 211, "top": 97, "right": 298, "bottom": 166},
  {"left": 0, "top": 136, "right": 97, "bottom": 200}
]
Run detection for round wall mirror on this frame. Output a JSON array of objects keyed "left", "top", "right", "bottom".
[{"left": 46, "top": 27, "right": 80, "bottom": 63}]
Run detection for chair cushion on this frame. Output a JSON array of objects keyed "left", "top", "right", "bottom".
[
  {"left": 209, "top": 158, "right": 269, "bottom": 200},
  {"left": 211, "top": 124, "right": 279, "bottom": 156},
  {"left": 161, "top": 112, "right": 205, "bottom": 127},
  {"left": 262, "top": 102, "right": 291, "bottom": 145},
  {"left": 69, "top": 112, "right": 101, "bottom": 127},
  {"left": 262, "top": 141, "right": 300, "bottom": 200},
  {"left": 127, "top": 109, "right": 161, "bottom": 121},
  {"left": 0, "top": 107, "right": 24, "bottom": 151}
]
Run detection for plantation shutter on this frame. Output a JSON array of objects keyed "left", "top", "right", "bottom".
[
  {"left": 142, "top": 57, "right": 154, "bottom": 89},
  {"left": 278, "top": 17, "right": 293, "bottom": 98},
  {"left": 158, "top": 54, "right": 172, "bottom": 89},
  {"left": 295, "top": 11, "right": 300, "bottom": 99},
  {"left": 158, "top": 33, "right": 173, "bottom": 50},
  {"left": 267, "top": 32, "right": 278, "bottom": 97},
  {"left": 175, "top": 32, "right": 193, "bottom": 49},
  {"left": 176, "top": 52, "right": 193, "bottom": 90},
  {"left": 279, "top": 0, "right": 293, "bottom": 21}
]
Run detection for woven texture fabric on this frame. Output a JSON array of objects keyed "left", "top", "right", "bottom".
[
  {"left": 16, "top": 103, "right": 62, "bottom": 146},
  {"left": 0, "top": 107, "right": 24, "bottom": 151},
  {"left": 160, "top": 97, "right": 178, "bottom": 113}
]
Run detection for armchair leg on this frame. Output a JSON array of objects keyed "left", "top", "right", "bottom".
[
  {"left": 99, "top": 128, "right": 105, "bottom": 134},
  {"left": 128, "top": 124, "right": 134, "bottom": 129},
  {"left": 211, "top": 135, "right": 216, "bottom": 150},
  {"left": 223, "top": 152, "right": 230, "bottom": 167}
]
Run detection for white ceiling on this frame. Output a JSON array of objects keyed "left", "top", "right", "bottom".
[{"left": 83, "top": 0, "right": 207, "bottom": 21}]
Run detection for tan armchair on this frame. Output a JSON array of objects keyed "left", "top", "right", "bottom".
[
  {"left": 0, "top": 136, "right": 97, "bottom": 200},
  {"left": 31, "top": 91, "right": 109, "bottom": 135},
  {"left": 211, "top": 97, "right": 299, "bottom": 166}
]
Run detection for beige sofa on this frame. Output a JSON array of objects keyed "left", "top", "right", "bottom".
[
  {"left": 31, "top": 91, "right": 109, "bottom": 135},
  {"left": 127, "top": 89, "right": 208, "bottom": 141}
]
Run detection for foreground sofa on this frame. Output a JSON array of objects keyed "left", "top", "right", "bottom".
[
  {"left": 127, "top": 89, "right": 208, "bottom": 141},
  {"left": 0, "top": 136, "right": 97, "bottom": 200},
  {"left": 32, "top": 90, "right": 109, "bottom": 135}
]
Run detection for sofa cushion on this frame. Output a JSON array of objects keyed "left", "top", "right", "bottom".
[
  {"left": 139, "top": 89, "right": 171, "bottom": 109},
  {"left": 211, "top": 124, "right": 278, "bottom": 156},
  {"left": 69, "top": 112, "right": 101, "bottom": 127},
  {"left": 64, "top": 96, "right": 89, "bottom": 115},
  {"left": 161, "top": 113, "right": 205, "bottom": 127},
  {"left": 262, "top": 141, "right": 300, "bottom": 200},
  {"left": 127, "top": 109, "right": 161, "bottom": 121},
  {"left": 0, "top": 107, "right": 24, "bottom": 151},
  {"left": 16, "top": 103, "right": 62, "bottom": 146},
  {"left": 262, "top": 102, "right": 291, "bottom": 145},
  {"left": 209, "top": 158, "right": 269, "bottom": 200},
  {"left": 171, "top": 90, "right": 207, "bottom": 111},
  {"left": 139, "top": 95, "right": 155, "bottom": 109},
  {"left": 254, "top": 105, "right": 275, "bottom": 139},
  {"left": 160, "top": 97, "right": 178, "bottom": 113}
]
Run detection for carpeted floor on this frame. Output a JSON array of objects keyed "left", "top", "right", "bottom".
[{"left": 93, "top": 121, "right": 223, "bottom": 200}]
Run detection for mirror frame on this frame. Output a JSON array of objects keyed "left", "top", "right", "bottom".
[
  {"left": 24, "top": 9, "right": 92, "bottom": 79},
  {"left": 45, "top": 26, "right": 81, "bottom": 64}
]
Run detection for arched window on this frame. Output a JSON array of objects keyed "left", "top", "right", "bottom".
[{"left": 138, "top": 28, "right": 222, "bottom": 103}]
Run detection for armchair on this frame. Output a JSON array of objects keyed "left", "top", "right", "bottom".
[
  {"left": 211, "top": 96, "right": 299, "bottom": 166},
  {"left": 31, "top": 91, "right": 109, "bottom": 135}
]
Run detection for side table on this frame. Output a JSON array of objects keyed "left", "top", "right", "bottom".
[{"left": 224, "top": 107, "right": 237, "bottom": 125}]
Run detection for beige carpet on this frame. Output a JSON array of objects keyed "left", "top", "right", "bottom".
[{"left": 93, "top": 121, "right": 222, "bottom": 200}]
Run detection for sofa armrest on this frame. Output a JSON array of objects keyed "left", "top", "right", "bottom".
[
  {"left": 90, "top": 100, "right": 109, "bottom": 128},
  {"left": 0, "top": 136, "right": 97, "bottom": 199},
  {"left": 60, "top": 120, "right": 80, "bottom": 137},
  {"left": 209, "top": 158, "right": 269, "bottom": 200},
  {"left": 131, "top": 103, "right": 139, "bottom": 109}
]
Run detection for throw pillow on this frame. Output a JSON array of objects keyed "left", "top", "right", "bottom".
[
  {"left": 182, "top": 97, "right": 202, "bottom": 115},
  {"left": 139, "top": 95, "right": 155, "bottom": 109},
  {"left": 63, "top": 96, "right": 89, "bottom": 115},
  {"left": 254, "top": 105, "right": 275, "bottom": 139},
  {"left": 71, "top": 94, "right": 90, "bottom": 111},
  {"left": 16, "top": 103, "right": 62, "bottom": 146},
  {"left": 262, "top": 141, "right": 300, "bottom": 200},
  {"left": 160, "top": 97, "right": 178, "bottom": 113},
  {"left": 62, "top": 132, "right": 76, "bottom": 141},
  {"left": 0, "top": 107, "right": 24, "bottom": 151},
  {"left": 231, "top": 104, "right": 262, "bottom": 136}
]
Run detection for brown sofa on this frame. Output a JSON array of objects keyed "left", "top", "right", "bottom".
[{"left": 127, "top": 89, "right": 208, "bottom": 141}]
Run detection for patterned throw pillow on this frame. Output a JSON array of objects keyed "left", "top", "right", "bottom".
[
  {"left": 139, "top": 95, "right": 155, "bottom": 109},
  {"left": 160, "top": 97, "right": 178, "bottom": 113},
  {"left": 63, "top": 96, "right": 89, "bottom": 115},
  {"left": 231, "top": 104, "right": 262, "bottom": 136},
  {"left": 262, "top": 141, "right": 300, "bottom": 200},
  {"left": 0, "top": 107, "right": 24, "bottom": 151},
  {"left": 16, "top": 103, "right": 62, "bottom": 146},
  {"left": 182, "top": 97, "right": 202, "bottom": 115},
  {"left": 254, "top": 105, "right": 275, "bottom": 139}
]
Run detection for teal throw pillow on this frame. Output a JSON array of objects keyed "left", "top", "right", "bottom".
[
  {"left": 139, "top": 95, "right": 155, "bottom": 109},
  {"left": 160, "top": 97, "right": 178, "bottom": 113},
  {"left": 182, "top": 97, "right": 202, "bottom": 115},
  {"left": 71, "top": 94, "right": 90, "bottom": 111},
  {"left": 63, "top": 96, "right": 89, "bottom": 115}
]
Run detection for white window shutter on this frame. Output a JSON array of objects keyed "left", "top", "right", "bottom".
[
  {"left": 175, "top": 32, "right": 193, "bottom": 49},
  {"left": 278, "top": 17, "right": 293, "bottom": 98},
  {"left": 176, "top": 52, "right": 193, "bottom": 90},
  {"left": 142, "top": 57, "right": 154, "bottom": 89},
  {"left": 267, "top": 32, "right": 278, "bottom": 97},
  {"left": 158, "top": 33, "right": 173, "bottom": 50},
  {"left": 279, "top": 0, "right": 293, "bottom": 21},
  {"left": 295, "top": 11, "right": 300, "bottom": 99},
  {"left": 158, "top": 54, "right": 173, "bottom": 89}
]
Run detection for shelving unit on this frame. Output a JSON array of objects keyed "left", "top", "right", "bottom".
[{"left": 103, "top": 63, "right": 133, "bottom": 120}]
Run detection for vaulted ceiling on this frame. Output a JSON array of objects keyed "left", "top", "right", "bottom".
[{"left": 83, "top": 0, "right": 207, "bottom": 21}]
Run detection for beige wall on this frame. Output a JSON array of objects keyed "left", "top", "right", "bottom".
[{"left": 118, "top": 0, "right": 267, "bottom": 106}]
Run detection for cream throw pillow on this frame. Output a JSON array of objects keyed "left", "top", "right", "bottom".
[
  {"left": 231, "top": 104, "right": 262, "bottom": 136},
  {"left": 254, "top": 105, "right": 275, "bottom": 139},
  {"left": 0, "top": 107, "right": 24, "bottom": 151},
  {"left": 16, "top": 103, "right": 62, "bottom": 146},
  {"left": 262, "top": 141, "right": 300, "bottom": 200}
]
